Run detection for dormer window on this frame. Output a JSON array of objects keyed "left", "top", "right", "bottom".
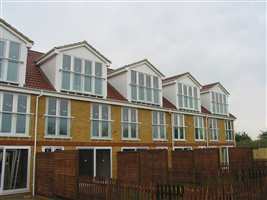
[
  {"left": 130, "top": 70, "right": 160, "bottom": 105},
  {"left": 61, "top": 54, "right": 104, "bottom": 96},
  {"left": 0, "top": 40, "right": 21, "bottom": 83},
  {"left": 177, "top": 83, "right": 199, "bottom": 111},
  {"left": 211, "top": 92, "right": 228, "bottom": 115}
]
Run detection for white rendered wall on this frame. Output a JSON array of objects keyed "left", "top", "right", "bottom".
[
  {"left": 108, "top": 71, "right": 128, "bottom": 100},
  {"left": 163, "top": 82, "right": 177, "bottom": 108},
  {"left": 40, "top": 55, "right": 57, "bottom": 88},
  {"left": 200, "top": 92, "right": 211, "bottom": 111}
]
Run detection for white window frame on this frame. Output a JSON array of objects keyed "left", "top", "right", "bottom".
[
  {"left": 211, "top": 91, "right": 228, "bottom": 115},
  {"left": 209, "top": 118, "right": 219, "bottom": 141},
  {"left": 121, "top": 107, "right": 139, "bottom": 140},
  {"left": 173, "top": 146, "right": 193, "bottom": 151},
  {"left": 225, "top": 120, "right": 234, "bottom": 141},
  {"left": 76, "top": 146, "right": 112, "bottom": 178},
  {"left": 177, "top": 82, "right": 200, "bottom": 111},
  {"left": 45, "top": 98, "right": 72, "bottom": 139},
  {"left": 194, "top": 116, "right": 205, "bottom": 141},
  {"left": 60, "top": 54, "right": 105, "bottom": 97},
  {"left": 0, "top": 92, "right": 31, "bottom": 137},
  {"left": 90, "top": 103, "right": 112, "bottom": 140},
  {"left": 121, "top": 147, "right": 149, "bottom": 152},
  {"left": 152, "top": 111, "right": 167, "bottom": 141},
  {"left": 0, "top": 146, "right": 31, "bottom": 195},
  {"left": 130, "top": 70, "right": 161, "bottom": 105},
  {"left": 41, "top": 146, "right": 64, "bottom": 152},
  {"left": 172, "top": 113, "right": 186, "bottom": 141},
  {"left": 0, "top": 39, "right": 22, "bottom": 84}
]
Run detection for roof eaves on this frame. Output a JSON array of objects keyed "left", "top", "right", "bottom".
[{"left": 0, "top": 18, "right": 34, "bottom": 45}]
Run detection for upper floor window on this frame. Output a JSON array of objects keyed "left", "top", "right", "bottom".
[
  {"left": 209, "top": 118, "right": 219, "bottom": 141},
  {"left": 177, "top": 83, "right": 199, "bottom": 111},
  {"left": 45, "top": 98, "right": 71, "bottom": 137},
  {"left": 121, "top": 107, "right": 138, "bottom": 140},
  {"left": 91, "top": 103, "right": 111, "bottom": 139},
  {"left": 0, "top": 92, "right": 30, "bottom": 136},
  {"left": 225, "top": 120, "right": 234, "bottom": 141},
  {"left": 130, "top": 70, "right": 160, "bottom": 105},
  {"left": 0, "top": 40, "right": 21, "bottom": 83},
  {"left": 173, "top": 114, "right": 185, "bottom": 140},
  {"left": 194, "top": 116, "right": 205, "bottom": 140},
  {"left": 152, "top": 111, "right": 166, "bottom": 140},
  {"left": 61, "top": 54, "right": 104, "bottom": 96},
  {"left": 211, "top": 92, "right": 228, "bottom": 115}
]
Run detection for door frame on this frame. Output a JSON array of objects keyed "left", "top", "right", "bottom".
[
  {"left": 76, "top": 147, "right": 112, "bottom": 178},
  {"left": 0, "top": 146, "right": 31, "bottom": 195}
]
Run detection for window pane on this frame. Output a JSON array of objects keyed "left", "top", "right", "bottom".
[
  {"left": 152, "top": 112, "right": 157, "bottom": 124},
  {"left": 131, "top": 109, "right": 136, "bottom": 122},
  {"left": 84, "top": 77, "right": 92, "bottom": 92},
  {"left": 95, "top": 78, "right": 102, "bottom": 95},
  {"left": 73, "top": 74, "right": 81, "bottom": 91},
  {"left": 146, "top": 88, "right": 152, "bottom": 102},
  {"left": 139, "top": 73, "right": 144, "bottom": 86},
  {"left": 47, "top": 117, "right": 56, "bottom": 135},
  {"left": 131, "top": 71, "right": 137, "bottom": 84},
  {"left": 160, "top": 125, "right": 165, "bottom": 139},
  {"left": 1, "top": 113, "right": 12, "bottom": 133},
  {"left": 74, "top": 58, "right": 82, "bottom": 72},
  {"left": 174, "top": 127, "right": 178, "bottom": 139},
  {"left": 153, "top": 126, "right": 158, "bottom": 139},
  {"left": 92, "top": 120, "right": 99, "bottom": 137},
  {"left": 153, "top": 90, "right": 159, "bottom": 104},
  {"left": 159, "top": 112, "right": 164, "bottom": 124},
  {"left": 131, "top": 124, "right": 137, "bottom": 138},
  {"left": 178, "top": 95, "right": 183, "bottom": 107},
  {"left": 0, "top": 41, "right": 5, "bottom": 57},
  {"left": 84, "top": 60, "right": 92, "bottom": 75},
  {"left": 102, "top": 121, "right": 109, "bottom": 137},
  {"left": 62, "top": 72, "right": 70, "bottom": 90},
  {"left": 62, "top": 55, "right": 71, "bottom": 70},
  {"left": 102, "top": 105, "right": 109, "bottom": 120},
  {"left": 92, "top": 104, "right": 99, "bottom": 119},
  {"left": 153, "top": 76, "right": 159, "bottom": 89},
  {"left": 123, "top": 108, "right": 128, "bottom": 122},
  {"left": 146, "top": 75, "right": 151, "bottom": 87},
  {"left": 48, "top": 98, "right": 57, "bottom": 115},
  {"left": 131, "top": 86, "right": 137, "bottom": 100},
  {"left": 95, "top": 62, "right": 102, "bottom": 77},
  {"left": 3, "top": 93, "right": 13, "bottom": 112},
  {"left": 179, "top": 127, "right": 184, "bottom": 139},
  {"left": 7, "top": 61, "right": 18, "bottom": 82},
  {"left": 17, "top": 95, "right": 27, "bottom": 113},
  {"left": 4, "top": 149, "right": 28, "bottom": 190},
  {"left": 59, "top": 118, "right": 68, "bottom": 136},
  {"left": 122, "top": 123, "right": 128, "bottom": 138},
  {"left": 139, "top": 87, "right": 144, "bottom": 100},
  {"left": 60, "top": 99, "right": 68, "bottom": 116},
  {"left": 16, "top": 114, "right": 26, "bottom": 133},
  {"left": 9, "top": 41, "right": 20, "bottom": 60}
]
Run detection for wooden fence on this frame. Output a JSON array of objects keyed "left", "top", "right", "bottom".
[{"left": 78, "top": 173, "right": 267, "bottom": 200}]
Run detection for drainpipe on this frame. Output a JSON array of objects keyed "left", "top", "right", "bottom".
[
  {"left": 206, "top": 116, "right": 209, "bottom": 148},
  {"left": 32, "top": 90, "right": 43, "bottom": 197}
]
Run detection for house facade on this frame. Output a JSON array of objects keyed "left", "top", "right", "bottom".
[{"left": 0, "top": 18, "right": 235, "bottom": 195}]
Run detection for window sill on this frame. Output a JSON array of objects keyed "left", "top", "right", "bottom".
[
  {"left": 44, "top": 135, "right": 72, "bottom": 140},
  {"left": 153, "top": 139, "right": 168, "bottom": 142},
  {"left": 210, "top": 140, "right": 219, "bottom": 142},
  {"left": 121, "top": 138, "right": 141, "bottom": 141},
  {"left": 91, "top": 137, "right": 112, "bottom": 141},
  {"left": 173, "top": 139, "right": 186, "bottom": 142},
  {"left": 195, "top": 139, "right": 206, "bottom": 142},
  {"left": 0, "top": 134, "right": 30, "bottom": 138}
]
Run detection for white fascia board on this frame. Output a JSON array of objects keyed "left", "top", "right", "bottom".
[{"left": 0, "top": 84, "right": 235, "bottom": 120}]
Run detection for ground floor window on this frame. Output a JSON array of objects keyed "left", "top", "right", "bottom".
[
  {"left": 0, "top": 146, "right": 30, "bottom": 194},
  {"left": 174, "top": 146, "right": 192, "bottom": 151},
  {"left": 42, "top": 146, "right": 64, "bottom": 152},
  {"left": 79, "top": 148, "right": 111, "bottom": 178},
  {"left": 121, "top": 147, "right": 149, "bottom": 152}
]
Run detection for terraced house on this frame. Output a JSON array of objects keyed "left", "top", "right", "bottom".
[{"left": 0, "top": 18, "right": 235, "bottom": 195}]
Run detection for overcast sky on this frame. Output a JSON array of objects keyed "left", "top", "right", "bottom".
[{"left": 2, "top": 1, "right": 266, "bottom": 139}]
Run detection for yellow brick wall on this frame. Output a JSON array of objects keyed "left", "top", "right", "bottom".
[{"left": 253, "top": 148, "right": 267, "bottom": 160}]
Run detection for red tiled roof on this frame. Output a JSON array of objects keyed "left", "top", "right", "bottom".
[
  {"left": 201, "top": 106, "right": 211, "bottom": 114},
  {"left": 107, "top": 82, "right": 127, "bottom": 101},
  {"left": 25, "top": 50, "right": 55, "bottom": 91},
  {"left": 163, "top": 97, "right": 177, "bottom": 110}
]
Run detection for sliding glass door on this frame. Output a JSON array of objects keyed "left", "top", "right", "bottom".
[{"left": 0, "top": 147, "right": 30, "bottom": 195}]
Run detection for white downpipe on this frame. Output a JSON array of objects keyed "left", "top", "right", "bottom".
[{"left": 32, "top": 90, "right": 43, "bottom": 197}]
